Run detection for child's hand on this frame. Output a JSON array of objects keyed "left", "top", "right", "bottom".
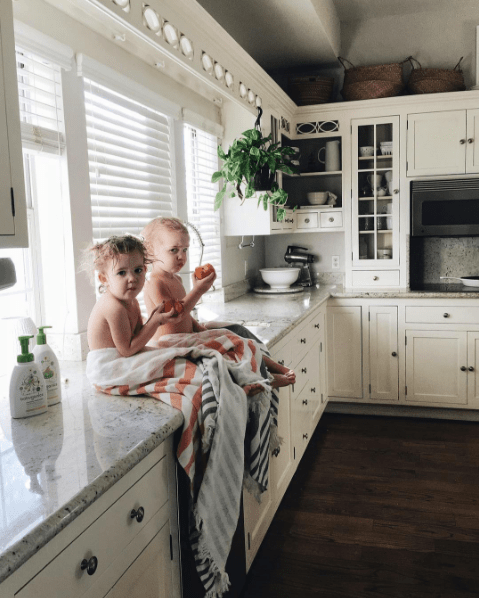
[
  {"left": 191, "top": 269, "right": 216, "bottom": 294},
  {"left": 149, "top": 302, "right": 175, "bottom": 326}
]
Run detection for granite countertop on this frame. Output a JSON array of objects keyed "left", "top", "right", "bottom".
[{"left": 0, "top": 285, "right": 333, "bottom": 585}]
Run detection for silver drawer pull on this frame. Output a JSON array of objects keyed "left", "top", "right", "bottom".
[
  {"left": 443, "top": 313, "right": 449, "bottom": 318},
  {"left": 130, "top": 506, "right": 145, "bottom": 523},
  {"left": 329, "top": 217, "right": 334, "bottom": 222},
  {"left": 81, "top": 556, "right": 98, "bottom": 576},
  {"left": 373, "top": 276, "right": 379, "bottom": 281},
  {"left": 305, "top": 218, "right": 310, "bottom": 223}
]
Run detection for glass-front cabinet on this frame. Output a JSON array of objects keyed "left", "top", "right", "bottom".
[{"left": 351, "top": 116, "right": 399, "bottom": 265}]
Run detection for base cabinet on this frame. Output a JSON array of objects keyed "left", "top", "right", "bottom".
[
  {"left": 3, "top": 440, "right": 180, "bottom": 598},
  {"left": 369, "top": 306, "right": 398, "bottom": 401}
]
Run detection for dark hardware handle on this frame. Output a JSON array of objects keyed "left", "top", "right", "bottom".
[
  {"left": 300, "top": 338, "right": 306, "bottom": 344},
  {"left": 460, "top": 139, "right": 466, "bottom": 144},
  {"left": 468, "top": 138, "right": 474, "bottom": 144},
  {"left": 443, "top": 313, "right": 449, "bottom": 318},
  {"left": 393, "top": 189, "right": 399, "bottom": 194},
  {"left": 301, "top": 367, "right": 307, "bottom": 374},
  {"left": 81, "top": 556, "right": 98, "bottom": 576},
  {"left": 461, "top": 366, "right": 467, "bottom": 371},
  {"left": 391, "top": 352, "right": 397, "bottom": 357},
  {"left": 469, "top": 366, "right": 475, "bottom": 372},
  {"left": 303, "top": 433, "right": 309, "bottom": 440},
  {"left": 278, "top": 359, "right": 285, "bottom": 366},
  {"left": 311, "top": 387, "right": 316, "bottom": 393},
  {"left": 302, "top": 399, "right": 308, "bottom": 405},
  {"left": 130, "top": 506, "right": 145, "bottom": 523},
  {"left": 314, "top": 323, "right": 320, "bottom": 329}
]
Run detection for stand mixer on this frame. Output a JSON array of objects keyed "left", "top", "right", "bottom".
[{"left": 284, "top": 246, "right": 315, "bottom": 287}]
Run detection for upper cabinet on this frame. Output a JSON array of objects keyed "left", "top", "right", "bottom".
[
  {"left": 351, "top": 116, "right": 400, "bottom": 268},
  {"left": 407, "top": 109, "right": 479, "bottom": 177},
  {"left": 0, "top": 0, "right": 27, "bottom": 248}
]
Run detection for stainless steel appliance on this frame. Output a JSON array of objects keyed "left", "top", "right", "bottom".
[
  {"left": 284, "top": 245, "right": 314, "bottom": 287},
  {"left": 411, "top": 178, "right": 479, "bottom": 237}
]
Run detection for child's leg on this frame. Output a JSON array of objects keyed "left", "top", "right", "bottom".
[{"left": 243, "top": 382, "right": 265, "bottom": 396}]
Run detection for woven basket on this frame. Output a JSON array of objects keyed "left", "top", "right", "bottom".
[
  {"left": 288, "top": 76, "right": 334, "bottom": 106},
  {"left": 407, "top": 57, "right": 466, "bottom": 94},
  {"left": 338, "top": 57, "right": 406, "bottom": 85},
  {"left": 341, "top": 80, "right": 404, "bottom": 102}
]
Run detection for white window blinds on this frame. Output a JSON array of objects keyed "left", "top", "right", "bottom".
[
  {"left": 184, "top": 124, "right": 222, "bottom": 287},
  {"left": 15, "top": 46, "right": 65, "bottom": 154},
  {"left": 84, "top": 78, "right": 175, "bottom": 242}
]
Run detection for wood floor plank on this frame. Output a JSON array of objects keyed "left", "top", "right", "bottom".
[{"left": 240, "top": 413, "right": 479, "bottom": 598}]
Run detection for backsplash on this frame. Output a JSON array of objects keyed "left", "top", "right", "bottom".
[{"left": 410, "top": 236, "right": 479, "bottom": 285}]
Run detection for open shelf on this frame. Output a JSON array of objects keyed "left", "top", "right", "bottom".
[{"left": 283, "top": 170, "right": 342, "bottom": 178}]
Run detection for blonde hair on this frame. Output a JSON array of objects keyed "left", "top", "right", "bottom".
[
  {"left": 142, "top": 217, "right": 189, "bottom": 245},
  {"left": 81, "top": 234, "right": 152, "bottom": 292}
]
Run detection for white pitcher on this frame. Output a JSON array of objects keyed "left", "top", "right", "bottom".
[{"left": 318, "top": 140, "right": 340, "bottom": 172}]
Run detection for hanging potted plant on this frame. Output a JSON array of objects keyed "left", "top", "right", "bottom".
[{"left": 211, "top": 109, "right": 299, "bottom": 222}]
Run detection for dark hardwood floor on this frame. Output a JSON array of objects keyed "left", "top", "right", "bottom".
[{"left": 239, "top": 412, "right": 479, "bottom": 598}]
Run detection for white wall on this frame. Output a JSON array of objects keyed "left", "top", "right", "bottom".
[{"left": 340, "top": 8, "right": 478, "bottom": 89}]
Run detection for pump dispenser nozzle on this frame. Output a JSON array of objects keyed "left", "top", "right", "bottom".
[
  {"left": 36, "top": 325, "right": 52, "bottom": 346},
  {"left": 17, "top": 335, "right": 34, "bottom": 363}
]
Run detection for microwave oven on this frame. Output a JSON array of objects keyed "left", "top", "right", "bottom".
[{"left": 411, "top": 178, "right": 479, "bottom": 237}]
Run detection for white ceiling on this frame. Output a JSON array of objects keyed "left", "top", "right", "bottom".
[{"left": 196, "top": 0, "right": 471, "bottom": 72}]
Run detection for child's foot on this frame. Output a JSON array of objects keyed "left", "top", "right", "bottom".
[
  {"left": 243, "top": 383, "right": 264, "bottom": 397},
  {"left": 263, "top": 356, "right": 293, "bottom": 377},
  {"left": 271, "top": 370, "right": 295, "bottom": 388}
]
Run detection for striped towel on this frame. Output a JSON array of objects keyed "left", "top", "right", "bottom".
[{"left": 86, "top": 329, "right": 279, "bottom": 598}]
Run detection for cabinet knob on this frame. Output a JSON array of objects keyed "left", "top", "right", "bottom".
[
  {"left": 461, "top": 366, "right": 467, "bottom": 371},
  {"left": 468, "top": 138, "right": 474, "bottom": 144},
  {"left": 302, "top": 399, "right": 308, "bottom": 405},
  {"left": 329, "top": 217, "right": 334, "bottom": 222},
  {"left": 373, "top": 276, "right": 379, "bottom": 281},
  {"left": 311, "top": 387, "right": 316, "bottom": 393},
  {"left": 393, "top": 189, "right": 399, "bottom": 194},
  {"left": 469, "top": 366, "right": 475, "bottom": 372},
  {"left": 80, "top": 556, "right": 98, "bottom": 576},
  {"left": 300, "top": 338, "right": 306, "bottom": 344},
  {"left": 391, "top": 352, "right": 397, "bottom": 357},
  {"left": 305, "top": 218, "right": 310, "bottom": 223},
  {"left": 301, "top": 367, "right": 307, "bottom": 374},
  {"left": 443, "top": 313, "right": 449, "bottom": 318},
  {"left": 460, "top": 139, "right": 466, "bottom": 144},
  {"left": 314, "top": 323, "right": 320, "bottom": 329},
  {"left": 130, "top": 506, "right": 145, "bottom": 523},
  {"left": 278, "top": 359, "right": 285, "bottom": 366},
  {"left": 303, "top": 433, "right": 309, "bottom": 440}
]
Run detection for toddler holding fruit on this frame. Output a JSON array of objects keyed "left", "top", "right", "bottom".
[{"left": 142, "top": 217, "right": 295, "bottom": 389}]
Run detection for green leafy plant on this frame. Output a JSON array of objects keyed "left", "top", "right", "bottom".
[{"left": 211, "top": 128, "right": 299, "bottom": 222}]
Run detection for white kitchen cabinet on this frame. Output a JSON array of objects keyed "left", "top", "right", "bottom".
[
  {"left": 327, "top": 305, "right": 363, "bottom": 399},
  {"left": 405, "top": 330, "right": 468, "bottom": 405},
  {"left": 3, "top": 440, "right": 180, "bottom": 598},
  {"left": 369, "top": 306, "right": 398, "bottom": 401},
  {"left": 407, "top": 109, "right": 479, "bottom": 176},
  {"left": 351, "top": 116, "right": 400, "bottom": 269},
  {"left": 0, "top": 0, "right": 27, "bottom": 247}
]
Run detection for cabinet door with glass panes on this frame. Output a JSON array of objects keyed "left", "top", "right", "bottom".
[{"left": 351, "top": 117, "right": 399, "bottom": 265}]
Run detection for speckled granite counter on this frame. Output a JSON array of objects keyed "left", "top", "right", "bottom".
[
  {"left": 0, "top": 284, "right": 333, "bottom": 584},
  {"left": 0, "top": 361, "right": 184, "bottom": 584}
]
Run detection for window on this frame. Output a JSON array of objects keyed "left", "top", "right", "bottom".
[
  {"left": 84, "top": 79, "right": 175, "bottom": 243},
  {"left": 0, "top": 46, "right": 67, "bottom": 375},
  {"left": 183, "top": 124, "right": 222, "bottom": 287}
]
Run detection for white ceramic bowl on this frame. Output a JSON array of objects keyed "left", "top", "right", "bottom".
[
  {"left": 307, "top": 191, "right": 329, "bottom": 205},
  {"left": 359, "top": 146, "right": 374, "bottom": 157},
  {"left": 260, "top": 267, "right": 300, "bottom": 289}
]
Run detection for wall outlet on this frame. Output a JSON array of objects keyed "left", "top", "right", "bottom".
[{"left": 332, "top": 255, "right": 340, "bottom": 270}]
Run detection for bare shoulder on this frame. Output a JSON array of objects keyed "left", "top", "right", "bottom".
[{"left": 145, "top": 272, "right": 172, "bottom": 300}]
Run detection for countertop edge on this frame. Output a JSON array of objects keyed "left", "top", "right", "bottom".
[{"left": 0, "top": 409, "right": 183, "bottom": 585}]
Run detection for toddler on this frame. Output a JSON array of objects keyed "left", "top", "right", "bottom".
[
  {"left": 142, "top": 217, "right": 295, "bottom": 389},
  {"left": 86, "top": 234, "right": 178, "bottom": 357}
]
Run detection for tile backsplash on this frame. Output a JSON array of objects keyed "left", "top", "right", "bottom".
[{"left": 410, "top": 236, "right": 479, "bottom": 284}]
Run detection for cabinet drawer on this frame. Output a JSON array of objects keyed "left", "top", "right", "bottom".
[
  {"left": 352, "top": 270, "right": 400, "bottom": 287},
  {"left": 320, "top": 211, "right": 342, "bottom": 229},
  {"left": 17, "top": 456, "right": 168, "bottom": 598},
  {"left": 296, "top": 211, "right": 318, "bottom": 229},
  {"left": 292, "top": 317, "right": 317, "bottom": 366},
  {"left": 405, "top": 306, "right": 479, "bottom": 324}
]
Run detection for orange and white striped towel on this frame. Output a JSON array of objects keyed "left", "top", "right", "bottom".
[{"left": 87, "top": 329, "right": 279, "bottom": 598}]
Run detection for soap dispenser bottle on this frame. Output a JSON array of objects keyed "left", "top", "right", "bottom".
[
  {"left": 9, "top": 335, "right": 48, "bottom": 419},
  {"left": 33, "top": 325, "right": 62, "bottom": 406}
]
